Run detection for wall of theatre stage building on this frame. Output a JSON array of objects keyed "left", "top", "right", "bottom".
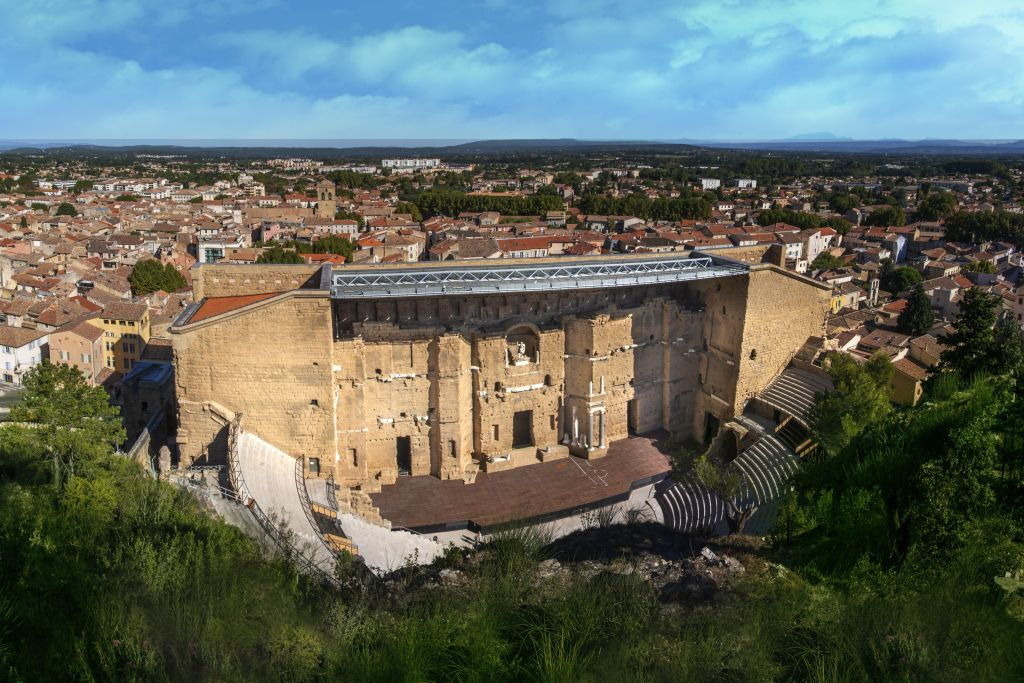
[{"left": 171, "top": 262, "right": 829, "bottom": 492}]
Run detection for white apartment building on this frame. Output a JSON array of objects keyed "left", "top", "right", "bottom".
[
  {"left": 0, "top": 326, "right": 48, "bottom": 386},
  {"left": 700, "top": 178, "right": 722, "bottom": 190},
  {"left": 381, "top": 158, "right": 441, "bottom": 170},
  {"left": 734, "top": 178, "right": 758, "bottom": 189}
]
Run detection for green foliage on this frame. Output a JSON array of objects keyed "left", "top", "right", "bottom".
[
  {"left": 256, "top": 245, "right": 305, "bottom": 264},
  {"left": 965, "top": 259, "right": 996, "bottom": 274},
  {"left": 129, "top": 258, "right": 187, "bottom": 295},
  {"left": 413, "top": 188, "right": 564, "bottom": 219},
  {"left": 865, "top": 205, "right": 905, "bottom": 227},
  {"left": 944, "top": 210, "right": 1024, "bottom": 244},
  {"left": 394, "top": 201, "right": 423, "bottom": 221},
  {"left": 73, "top": 180, "right": 93, "bottom": 193},
  {"left": 115, "top": 193, "right": 141, "bottom": 202},
  {"left": 755, "top": 207, "right": 823, "bottom": 230},
  {"left": 579, "top": 191, "right": 712, "bottom": 221},
  {"left": 810, "top": 251, "right": 844, "bottom": 271},
  {"left": 795, "top": 379, "right": 1022, "bottom": 570},
  {"left": 916, "top": 190, "right": 957, "bottom": 221},
  {"left": 30, "top": 202, "right": 47, "bottom": 211},
  {"left": 881, "top": 261, "right": 922, "bottom": 293},
  {"left": 810, "top": 352, "right": 893, "bottom": 457},
  {"left": 939, "top": 287, "right": 1023, "bottom": 379},
  {"left": 0, "top": 366, "right": 1022, "bottom": 680},
  {"left": 827, "top": 191, "right": 861, "bottom": 213},
  {"left": 55, "top": 202, "right": 78, "bottom": 217},
  {"left": 2, "top": 363, "right": 124, "bottom": 489},
  {"left": 897, "top": 283, "right": 935, "bottom": 336},
  {"left": 822, "top": 215, "right": 852, "bottom": 234}
]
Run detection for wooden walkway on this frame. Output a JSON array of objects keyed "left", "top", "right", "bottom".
[{"left": 370, "top": 435, "right": 671, "bottom": 532}]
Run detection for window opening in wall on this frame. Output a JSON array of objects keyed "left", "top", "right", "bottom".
[
  {"left": 494, "top": 381, "right": 501, "bottom": 392},
  {"left": 308, "top": 457, "right": 320, "bottom": 476},
  {"left": 349, "top": 448, "right": 358, "bottom": 467},
  {"left": 549, "top": 414, "right": 556, "bottom": 431},
  {"left": 310, "top": 399, "right": 319, "bottom": 407},
  {"left": 493, "top": 424, "right": 500, "bottom": 440},
  {"left": 449, "top": 440, "right": 457, "bottom": 458}
]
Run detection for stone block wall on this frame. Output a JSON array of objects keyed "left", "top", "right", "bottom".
[
  {"left": 193, "top": 263, "right": 323, "bottom": 299},
  {"left": 732, "top": 266, "right": 830, "bottom": 414},
  {"left": 173, "top": 291, "right": 335, "bottom": 467},
  {"left": 172, "top": 265, "right": 829, "bottom": 500}
]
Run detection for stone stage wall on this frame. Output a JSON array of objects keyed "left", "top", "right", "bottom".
[{"left": 172, "top": 263, "right": 829, "bottom": 495}]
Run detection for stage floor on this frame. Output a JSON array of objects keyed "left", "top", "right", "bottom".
[{"left": 369, "top": 434, "right": 672, "bottom": 532}]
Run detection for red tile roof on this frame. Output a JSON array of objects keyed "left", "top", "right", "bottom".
[{"left": 189, "top": 293, "right": 276, "bottom": 323}]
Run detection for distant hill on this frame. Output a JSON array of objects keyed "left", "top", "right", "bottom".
[{"left": 3, "top": 137, "right": 1024, "bottom": 158}]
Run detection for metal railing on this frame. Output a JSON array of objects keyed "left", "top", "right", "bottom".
[
  {"left": 227, "top": 419, "right": 339, "bottom": 587},
  {"left": 294, "top": 457, "right": 349, "bottom": 561},
  {"left": 331, "top": 255, "right": 747, "bottom": 298},
  {"left": 325, "top": 474, "right": 339, "bottom": 511}
]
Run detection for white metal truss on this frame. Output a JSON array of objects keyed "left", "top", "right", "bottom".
[{"left": 331, "top": 255, "right": 747, "bottom": 298}]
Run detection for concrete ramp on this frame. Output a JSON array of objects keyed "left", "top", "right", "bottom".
[
  {"left": 232, "top": 432, "right": 338, "bottom": 576},
  {"left": 232, "top": 429, "right": 444, "bottom": 575}
]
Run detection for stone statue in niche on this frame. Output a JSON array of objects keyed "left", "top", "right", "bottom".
[{"left": 516, "top": 341, "right": 528, "bottom": 361}]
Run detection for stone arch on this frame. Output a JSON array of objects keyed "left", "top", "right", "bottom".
[{"left": 506, "top": 323, "right": 540, "bottom": 365}]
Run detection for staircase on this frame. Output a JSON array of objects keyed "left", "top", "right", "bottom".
[{"left": 774, "top": 417, "right": 815, "bottom": 457}]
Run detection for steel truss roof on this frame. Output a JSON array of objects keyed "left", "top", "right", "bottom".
[{"left": 331, "top": 255, "right": 747, "bottom": 299}]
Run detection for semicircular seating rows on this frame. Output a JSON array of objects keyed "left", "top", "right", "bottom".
[{"left": 656, "top": 365, "right": 831, "bottom": 534}]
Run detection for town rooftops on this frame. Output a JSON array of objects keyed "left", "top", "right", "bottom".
[
  {"left": 100, "top": 301, "right": 148, "bottom": 322},
  {"left": 0, "top": 325, "right": 47, "bottom": 348}
]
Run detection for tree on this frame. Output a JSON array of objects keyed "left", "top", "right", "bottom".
[
  {"left": 73, "top": 180, "right": 93, "bottom": 193},
  {"left": 938, "top": 287, "right": 1004, "bottom": 379},
  {"left": 2, "top": 363, "right": 124, "bottom": 489},
  {"left": 692, "top": 454, "right": 752, "bottom": 532},
  {"left": 897, "top": 283, "right": 935, "bottom": 336},
  {"left": 810, "top": 252, "right": 844, "bottom": 270},
  {"left": 916, "top": 191, "right": 956, "bottom": 221},
  {"left": 19, "top": 216, "right": 27, "bottom": 229},
  {"left": 883, "top": 264, "right": 922, "bottom": 293},
  {"left": 865, "top": 205, "right": 905, "bottom": 227},
  {"left": 55, "top": 202, "right": 78, "bottom": 217},
  {"left": 116, "top": 194, "right": 141, "bottom": 202},
  {"left": 965, "top": 260, "right": 996, "bottom": 274},
  {"left": 809, "top": 352, "right": 893, "bottom": 457},
  {"left": 257, "top": 245, "right": 304, "bottom": 264},
  {"left": 802, "top": 379, "right": 1005, "bottom": 566},
  {"left": 130, "top": 259, "right": 187, "bottom": 295}
]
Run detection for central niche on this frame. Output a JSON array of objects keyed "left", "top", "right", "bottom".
[{"left": 505, "top": 325, "right": 539, "bottom": 366}]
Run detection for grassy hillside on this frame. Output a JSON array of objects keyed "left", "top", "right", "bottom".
[{"left": 0, "top": 365, "right": 1021, "bottom": 681}]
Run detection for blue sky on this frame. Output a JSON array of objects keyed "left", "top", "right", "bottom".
[{"left": 2, "top": 0, "right": 1023, "bottom": 140}]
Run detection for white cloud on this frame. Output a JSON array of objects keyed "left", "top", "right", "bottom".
[{"left": 2, "top": 0, "right": 1024, "bottom": 138}]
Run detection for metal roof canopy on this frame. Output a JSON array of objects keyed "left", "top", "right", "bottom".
[{"left": 330, "top": 254, "right": 748, "bottom": 299}]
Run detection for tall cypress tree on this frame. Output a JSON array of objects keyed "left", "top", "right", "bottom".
[{"left": 897, "top": 283, "right": 935, "bottom": 336}]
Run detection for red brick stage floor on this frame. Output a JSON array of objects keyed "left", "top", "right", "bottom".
[{"left": 369, "top": 434, "right": 672, "bottom": 532}]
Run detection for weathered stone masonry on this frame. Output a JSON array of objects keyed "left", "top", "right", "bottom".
[{"left": 171, "top": 257, "right": 830, "bottom": 500}]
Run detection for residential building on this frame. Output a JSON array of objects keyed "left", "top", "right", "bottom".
[
  {"left": 48, "top": 320, "right": 105, "bottom": 384},
  {"left": 0, "top": 325, "right": 49, "bottom": 386},
  {"left": 93, "top": 302, "right": 151, "bottom": 373}
]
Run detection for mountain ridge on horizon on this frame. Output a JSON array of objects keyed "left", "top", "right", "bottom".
[{"left": 3, "top": 137, "right": 1024, "bottom": 156}]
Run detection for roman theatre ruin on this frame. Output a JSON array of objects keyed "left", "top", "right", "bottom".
[{"left": 170, "top": 248, "right": 830, "bottom": 537}]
